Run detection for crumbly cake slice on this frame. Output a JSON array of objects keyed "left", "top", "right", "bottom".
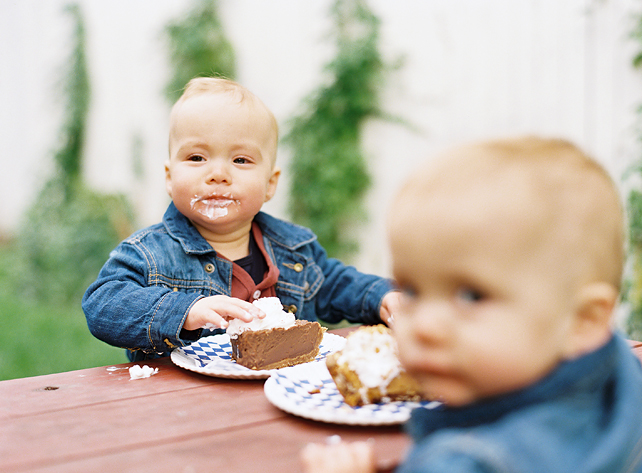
[{"left": 326, "top": 325, "right": 424, "bottom": 406}]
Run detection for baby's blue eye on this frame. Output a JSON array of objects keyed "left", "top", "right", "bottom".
[
  {"left": 398, "top": 284, "right": 418, "bottom": 299},
  {"left": 457, "top": 287, "right": 485, "bottom": 303},
  {"left": 233, "top": 156, "right": 249, "bottom": 164}
]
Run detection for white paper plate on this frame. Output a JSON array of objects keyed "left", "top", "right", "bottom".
[
  {"left": 264, "top": 361, "right": 439, "bottom": 425},
  {"left": 171, "top": 332, "right": 346, "bottom": 379}
]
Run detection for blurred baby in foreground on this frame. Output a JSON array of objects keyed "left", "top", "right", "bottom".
[{"left": 302, "top": 136, "right": 642, "bottom": 472}]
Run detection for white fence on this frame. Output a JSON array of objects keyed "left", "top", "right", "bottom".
[{"left": 1, "top": 0, "right": 641, "bottom": 277}]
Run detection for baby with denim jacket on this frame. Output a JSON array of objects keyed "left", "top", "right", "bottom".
[
  {"left": 302, "top": 137, "right": 642, "bottom": 472},
  {"left": 83, "top": 77, "right": 398, "bottom": 361}
]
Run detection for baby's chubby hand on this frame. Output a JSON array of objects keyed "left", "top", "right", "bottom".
[
  {"left": 380, "top": 291, "right": 401, "bottom": 327},
  {"left": 301, "top": 438, "right": 375, "bottom": 473},
  {"left": 183, "top": 295, "right": 264, "bottom": 331}
]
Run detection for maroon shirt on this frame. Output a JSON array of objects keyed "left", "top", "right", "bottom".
[{"left": 229, "top": 222, "right": 279, "bottom": 301}]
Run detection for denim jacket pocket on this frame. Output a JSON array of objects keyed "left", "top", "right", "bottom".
[
  {"left": 150, "top": 273, "right": 227, "bottom": 296},
  {"left": 278, "top": 259, "right": 323, "bottom": 298},
  {"left": 276, "top": 258, "right": 324, "bottom": 321}
]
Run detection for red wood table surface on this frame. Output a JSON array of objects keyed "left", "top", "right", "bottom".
[
  {"left": 0, "top": 329, "right": 410, "bottom": 473},
  {"left": 5, "top": 333, "right": 642, "bottom": 473}
]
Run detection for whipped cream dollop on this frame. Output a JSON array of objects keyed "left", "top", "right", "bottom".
[
  {"left": 129, "top": 364, "right": 159, "bottom": 380},
  {"left": 337, "top": 328, "right": 402, "bottom": 390},
  {"left": 226, "top": 297, "right": 295, "bottom": 337}
]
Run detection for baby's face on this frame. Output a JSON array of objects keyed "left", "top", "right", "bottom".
[
  {"left": 165, "top": 93, "right": 279, "bottom": 238},
  {"left": 389, "top": 175, "right": 577, "bottom": 407}
]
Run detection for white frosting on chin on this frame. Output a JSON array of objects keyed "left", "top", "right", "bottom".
[
  {"left": 337, "top": 328, "right": 402, "bottom": 390},
  {"left": 226, "top": 297, "right": 295, "bottom": 337}
]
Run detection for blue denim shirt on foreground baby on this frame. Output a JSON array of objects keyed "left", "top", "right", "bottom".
[
  {"left": 398, "top": 333, "right": 642, "bottom": 473},
  {"left": 82, "top": 202, "right": 393, "bottom": 361}
]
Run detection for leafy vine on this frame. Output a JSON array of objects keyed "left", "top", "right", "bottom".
[
  {"left": 283, "top": 0, "right": 391, "bottom": 259},
  {"left": 164, "top": 0, "right": 236, "bottom": 102},
  {"left": 624, "top": 11, "right": 642, "bottom": 340}
]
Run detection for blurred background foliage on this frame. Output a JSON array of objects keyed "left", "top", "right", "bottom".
[
  {"left": 164, "top": 0, "right": 236, "bottom": 102},
  {"left": 284, "top": 0, "right": 390, "bottom": 259},
  {"left": 1, "top": 0, "right": 386, "bottom": 380},
  {"left": 624, "top": 11, "right": 642, "bottom": 341},
  {"left": 1, "top": 4, "right": 132, "bottom": 379},
  {"left": 0, "top": 0, "right": 241, "bottom": 379},
  {"left": 5, "top": 0, "right": 641, "bottom": 381}
]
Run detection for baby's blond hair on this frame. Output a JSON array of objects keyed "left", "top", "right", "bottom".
[
  {"left": 169, "top": 77, "right": 279, "bottom": 161},
  {"left": 405, "top": 136, "right": 625, "bottom": 290}
]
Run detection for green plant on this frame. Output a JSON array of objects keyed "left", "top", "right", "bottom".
[
  {"left": 164, "top": 0, "right": 236, "bottom": 103},
  {"left": 0, "top": 254, "right": 126, "bottom": 381},
  {"left": 626, "top": 191, "right": 642, "bottom": 340},
  {"left": 16, "top": 181, "right": 133, "bottom": 305},
  {"left": 13, "top": 3, "right": 134, "bottom": 306},
  {"left": 625, "top": 12, "right": 642, "bottom": 340},
  {"left": 283, "top": 0, "right": 391, "bottom": 259},
  {"left": 55, "top": 3, "right": 90, "bottom": 199}
]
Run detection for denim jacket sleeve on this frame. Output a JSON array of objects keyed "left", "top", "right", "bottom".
[
  {"left": 258, "top": 212, "right": 395, "bottom": 325},
  {"left": 82, "top": 230, "right": 204, "bottom": 357},
  {"left": 298, "top": 238, "right": 393, "bottom": 325}
]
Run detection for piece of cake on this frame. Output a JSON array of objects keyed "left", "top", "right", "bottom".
[
  {"left": 326, "top": 325, "right": 424, "bottom": 406},
  {"left": 226, "top": 297, "right": 326, "bottom": 370}
]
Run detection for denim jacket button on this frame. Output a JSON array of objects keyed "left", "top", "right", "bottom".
[
  {"left": 204, "top": 263, "right": 215, "bottom": 273},
  {"left": 293, "top": 263, "right": 304, "bottom": 272},
  {"left": 287, "top": 305, "right": 297, "bottom": 314}
]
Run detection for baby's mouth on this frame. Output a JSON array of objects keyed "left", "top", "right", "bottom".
[{"left": 190, "top": 194, "right": 239, "bottom": 220}]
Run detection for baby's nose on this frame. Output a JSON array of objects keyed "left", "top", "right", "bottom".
[
  {"left": 207, "top": 161, "right": 231, "bottom": 182},
  {"left": 414, "top": 303, "right": 452, "bottom": 344}
]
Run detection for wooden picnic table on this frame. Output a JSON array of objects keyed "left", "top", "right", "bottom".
[
  {"left": 0, "top": 328, "right": 408, "bottom": 473},
  {"left": 3, "top": 330, "right": 642, "bottom": 473}
]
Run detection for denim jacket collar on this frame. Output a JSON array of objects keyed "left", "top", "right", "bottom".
[
  {"left": 162, "top": 202, "right": 317, "bottom": 255},
  {"left": 406, "top": 334, "right": 619, "bottom": 440},
  {"left": 254, "top": 212, "right": 317, "bottom": 250},
  {"left": 162, "top": 202, "right": 215, "bottom": 255}
]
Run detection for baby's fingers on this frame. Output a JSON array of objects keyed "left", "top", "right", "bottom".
[
  {"left": 185, "top": 296, "right": 262, "bottom": 331},
  {"left": 301, "top": 440, "right": 375, "bottom": 473},
  {"left": 220, "top": 297, "right": 264, "bottom": 322}
]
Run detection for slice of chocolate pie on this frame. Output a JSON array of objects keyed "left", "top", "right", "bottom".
[{"left": 226, "top": 297, "right": 326, "bottom": 371}]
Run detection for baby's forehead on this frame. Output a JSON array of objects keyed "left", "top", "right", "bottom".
[
  {"left": 392, "top": 140, "right": 624, "bottom": 287},
  {"left": 173, "top": 91, "right": 274, "bottom": 124},
  {"left": 169, "top": 91, "right": 279, "bottom": 157},
  {"left": 406, "top": 144, "right": 609, "bottom": 205},
  {"left": 395, "top": 144, "right": 610, "bottom": 245}
]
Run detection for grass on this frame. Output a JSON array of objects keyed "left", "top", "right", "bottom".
[{"left": 0, "top": 248, "right": 126, "bottom": 381}]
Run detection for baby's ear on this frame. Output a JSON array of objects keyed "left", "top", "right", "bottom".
[
  {"left": 265, "top": 166, "right": 281, "bottom": 202},
  {"left": 164, "top": 160, "right": 173, "bottom": 197},
  {"left": 566, "top": 282, "right": 618, "bottom": 358}
]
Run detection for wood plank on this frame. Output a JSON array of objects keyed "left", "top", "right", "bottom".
[
  {"left": 13, "top": 412, "right": 409, "bottom": 473},
  {"left": 0, "top": 358, "right": 229, "bottom": 420},
  {"left": 1, "top": 378, "right": 278, "bottom": 472}
]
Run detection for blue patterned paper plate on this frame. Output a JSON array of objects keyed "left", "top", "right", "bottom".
[
  {"left": 171, "top": 333, "right": 346, "bottom": 379},
  {"left": 264, "top": 361, "right": 439, "bottom": 425}
]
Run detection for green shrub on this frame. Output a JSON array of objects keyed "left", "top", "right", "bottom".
[
  {"left": 164, "top": 0, "right": 236, "bottom": 102},
  {"left": 14, "top": 179, "right": 133, "bottom": 306},
  {"left": 283, "top": 0, "right": 392, "bottom": 259},
  {"left": 625, "top": 12, "right": 642, "bottom": 340}
]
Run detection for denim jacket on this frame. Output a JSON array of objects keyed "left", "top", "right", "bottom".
[
  {"left": 83, "top": 203, "right": 393, "bottom": 360},
  {"left": 398, "top": 333, "right": 642, "bottom": 473}
]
